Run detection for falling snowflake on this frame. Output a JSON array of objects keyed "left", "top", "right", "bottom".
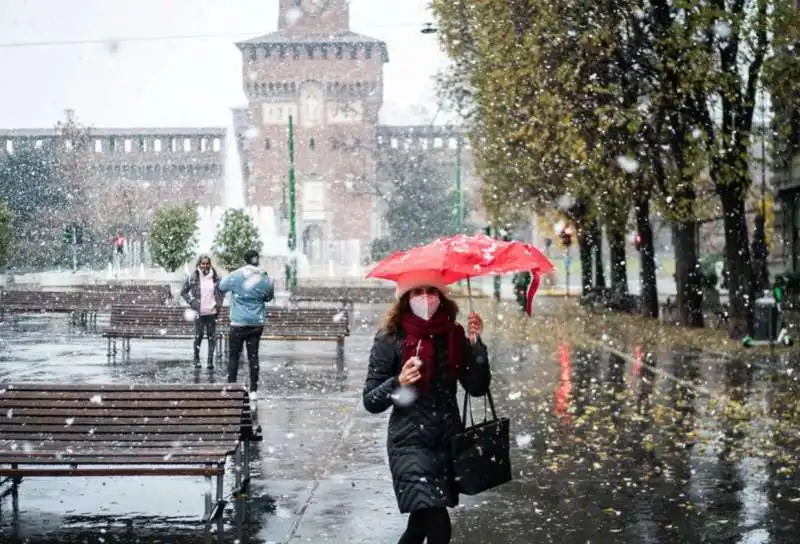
[
  {"left": 391, "top": 386, "right": 418, "bottom": 407},
  {"left": 616, "top": 156, "right": 639, "bottom": 173},
  {"left": 516, "top": 434, "right": 533, "bottom": 448}
]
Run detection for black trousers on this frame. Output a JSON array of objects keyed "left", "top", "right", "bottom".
[
  {"left": 398, "top": 507, "right": 452, "bottom": 544},
  {"left": 193, "top": 315, "right": 217, "bottom": 361},
  {"left": 227, "top": 325, "right": 263, "bottom": 392}
]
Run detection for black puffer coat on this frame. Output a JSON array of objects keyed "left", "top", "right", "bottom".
[{"left": 362, "top": 329, "right": 491, "bottom": 513}]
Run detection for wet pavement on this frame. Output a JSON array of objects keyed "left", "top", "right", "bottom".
[{"left": 1, "top": 303, "right": 800, "bottom": 542}]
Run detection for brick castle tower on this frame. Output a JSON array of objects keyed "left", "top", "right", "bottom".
[{"left": 235, "top": 0, "right": 389, "bottom": 266}]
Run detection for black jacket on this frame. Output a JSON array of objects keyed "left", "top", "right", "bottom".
[
  {"left": 362, "top": 329, "right": 491, "bottom": 513},
  {"left": 180, "top": 269, "right": 223, "bottom": 315}
]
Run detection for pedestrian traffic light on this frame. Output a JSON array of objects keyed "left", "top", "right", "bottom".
[
  {"left": 75, "top": 225, "right": 83, "bottom": 245},
  {"left": 559, "top": 227, "right": 573, "bottom": 247},
  {"left": 634, "top": 233, "right": 642, "bottom": 252},
  {"left": 63, "top": 225, "right": 72, "bottom": 244}
]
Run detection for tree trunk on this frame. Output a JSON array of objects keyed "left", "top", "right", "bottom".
[
  {"left": 718, "top": 184, "right": 755, "bottom": 338},
  {"left": 609, "top": 229, "right": 628, "bottom": 294},
  {"left": 591, "top": 220, "right": 606, "bottom": 288},
  {"left": 635, "top": 198, "right": 659, "bottom": 318},
  {"left": 577, "top": 224, "right": 593, "bottom": 295},
  {"left": 751, "top": 213, "right": 769, "bottom": 293},
  {"left": 672, "top": 221, "right": 704, "bottom": 327}
]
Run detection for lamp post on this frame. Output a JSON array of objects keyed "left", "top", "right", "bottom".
[
  {"left": 455, "top": 135, "right": 463, "bottom": 232},
  {"left": 287, "top": 114, "right": 297, "bottom": 292},
  {"left": 420, "top": 24, "right": 464, "bottom": 234}
]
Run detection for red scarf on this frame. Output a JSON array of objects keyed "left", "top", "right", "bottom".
[{"left": 400, "top": 310, "right": 465, "bottom": 394}]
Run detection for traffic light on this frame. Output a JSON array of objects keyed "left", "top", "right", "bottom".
[
  {"left": 63, "top": 225, "right": 72, "bottom": 244},
  {"left": 483, "top": 225, "right": 492, "bottom": 237},
  {"left": 545, "top": 238, "right": 553, "bottom": 249},
  {"left": 633, "top": 233, "right": 642, "bottom": 252},
  {"left": 75, "top": 225, "right": 83, "bottom": 245},
  {"left": 559, "top": 227, "right": 573, "bottom": 247}
]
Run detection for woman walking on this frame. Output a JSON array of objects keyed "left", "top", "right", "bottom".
[
  {"left": 362, "top": 271, "right": 491, "bottom": 544},
  {"left": 180, "top": 254, "right": 223, "bottom": 369}
]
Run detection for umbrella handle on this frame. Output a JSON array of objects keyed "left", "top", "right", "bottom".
[{"left": 466, "top": 278, "right": 479, "bottom": 344}]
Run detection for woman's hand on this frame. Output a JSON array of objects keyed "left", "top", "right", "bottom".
[
  {"left": 467, "top": 312, "right": 483, "bottom": 342},
  {"left": 398, "top": 357, "right": 422, "bottom": 386}
]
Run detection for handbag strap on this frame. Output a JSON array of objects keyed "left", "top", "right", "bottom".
[{"left": 461, "top": 388, "right": 498, "bottom": 425}]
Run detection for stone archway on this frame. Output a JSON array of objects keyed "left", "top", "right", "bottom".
[{"left": 302, "top": 224, "right": 325, "bottom": 264}]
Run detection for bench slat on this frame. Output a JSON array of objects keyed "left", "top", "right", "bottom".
[
  {"left": 4, "top": 408, "right": 243, "bottom": 417},
  {"left": 0, "top": 400, "right": 245, "bottom": 410},
  {"left": 0, "top": 467, "right": 224, "bottom": 477},
  {"left": 0, "top": 433, "right": 238, "bottom": 443},
  {"left": 1, "top": 390, "right": 246, "bottom": 401},
  {"left": 0, "top": 423, "right": 239, "bottom": 434},
  {"left": 2, "top": 383, "right": 248, "bottom": 393},
  {"left": 5, "top": 416, "right": 242, "bottom": 426},
  {"left": 0, "top": 453, "right": 231, "bottom": 464}
]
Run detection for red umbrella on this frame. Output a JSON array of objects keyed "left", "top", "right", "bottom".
[
  {"left": 366, "top": 234, "right": 506, "bottom": 283},
  {"left": 366, "top": 234, "right": 553, "bottom": 313}
]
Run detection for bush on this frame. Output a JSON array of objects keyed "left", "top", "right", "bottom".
[
  {"left": 149, "top": 203, "right": 198, "bottom": 272},
  {"left": 212, "top": 209, "right": 262, "bottom": 271}
]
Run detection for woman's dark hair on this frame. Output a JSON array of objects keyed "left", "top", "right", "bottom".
[
  {"left": 380, "top": 288, "right": 459, "bottom": 334},
  {"left": 196, "top": 254, "right": 212, "bottom": 267}
]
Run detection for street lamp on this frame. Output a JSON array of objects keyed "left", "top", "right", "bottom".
[{"left": 421, "top": 23, "right": 438, "bottom": 34}]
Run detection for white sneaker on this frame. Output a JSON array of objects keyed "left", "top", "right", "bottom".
[{"left": 249, "top": 391, "right": 258, "bottom": 402}]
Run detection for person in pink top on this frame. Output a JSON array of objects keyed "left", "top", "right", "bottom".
[{"left": 180, "top": 255, "right": 223, "bottom": 368}]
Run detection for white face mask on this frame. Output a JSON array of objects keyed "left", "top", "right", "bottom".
[{"left": 409, "top": 294, "right": 440, "bottom": 320}]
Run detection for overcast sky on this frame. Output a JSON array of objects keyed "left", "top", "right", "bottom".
[{"left": 0, "top": 0, "right": 449, "bottom": 129}]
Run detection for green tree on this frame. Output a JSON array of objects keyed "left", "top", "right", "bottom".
[
  {"left": 212, "top": 209, "right": 262, "bottom": 271},
  {"left": 148, "top": 203, "right": 198, "bottom": 272},
  {"left": 377, "top": 147, "right": 469, "bottom": 252},
  {"left": 0, "top": 145, "right": 70, "bottom": 269},
  {"left": 0, "top": 200, "right": 12, "bottom": 269}
]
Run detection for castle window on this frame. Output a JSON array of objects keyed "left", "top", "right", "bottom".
[
  {"left": 139, "top": 138, "right": 147, "bottom": 152},
  {"left": 124, "top": 139, "right": 133, "bottom": 153},
  {"left": 212, "top": 138, "right": 221, "bottom": 152},
  {"left": 264, "top": 138, "right": 271, "bottom": 150},
  {"left": 94, "top": 139, "right": 103, "bottom": 153},
  {"left": 200, "top": 137, "right": 208, "bottom": 152},
  {"left": 183, "top": 138, "right": 192, "bottom": 152},
  {"left": 365, "top": 44, "right": 373, "bottom": 59},
  {"left": 350, "top": 45, "right": 358, "bottom": 59},
  {"left": 153, "top": 139, "right": 162, "bottom": 152}
]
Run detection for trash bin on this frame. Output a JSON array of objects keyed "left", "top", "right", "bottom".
[{"left": 753, "top": 296, "right": 779, "bottom": 342}]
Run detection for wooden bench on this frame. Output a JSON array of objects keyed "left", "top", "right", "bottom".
[
  {"left": 218, "top": 306, "right": 350, "bottom": 371},
  {"left": 79, "top": 283, "right": 172, "bottom": 302},
  {"left": 102, "top": 305, "right": 224, "bottom": 359},
  {"left": 290, "top": 285, "right": 394, "bottom": 309},
  {"left": 102, "top": 305, "right": 350, "bottom": 369},
  {"left": 0, "top": 383, "right": 261, "bottom": 523},
  {"left": 0, "top": 290, "right": 169, "bottom": 327},
  {"left": 0, "top": 290, "right": 84, "bottom": 316},
  {"left": 75, "top": 290, "right": 171, "bottom": 326}
]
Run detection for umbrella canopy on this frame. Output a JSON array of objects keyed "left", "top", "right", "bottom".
[{"left": 366, "top": 234, "right": 553, "bottom": 283}]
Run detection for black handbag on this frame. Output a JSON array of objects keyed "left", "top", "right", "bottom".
[{"left": 451, "top": 388, "right": 512, "bottom": 495}]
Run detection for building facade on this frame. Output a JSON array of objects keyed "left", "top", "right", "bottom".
[{"left": 0, "top": 0, "right": 480, "bottom": 269}]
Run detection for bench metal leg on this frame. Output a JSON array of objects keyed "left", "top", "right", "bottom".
[
  {"left": 0, "top": 466, "right": 22, "bottom": 520},
  {"left": 335, "top": 337, "right": 345, "bottom": 372},
  {"left": 203, "top": 470, "right": 226, "bottom": 524}
]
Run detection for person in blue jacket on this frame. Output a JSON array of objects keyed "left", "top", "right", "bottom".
[{"left": 219, "top": 249, "right": 275, "bottom": 400}]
